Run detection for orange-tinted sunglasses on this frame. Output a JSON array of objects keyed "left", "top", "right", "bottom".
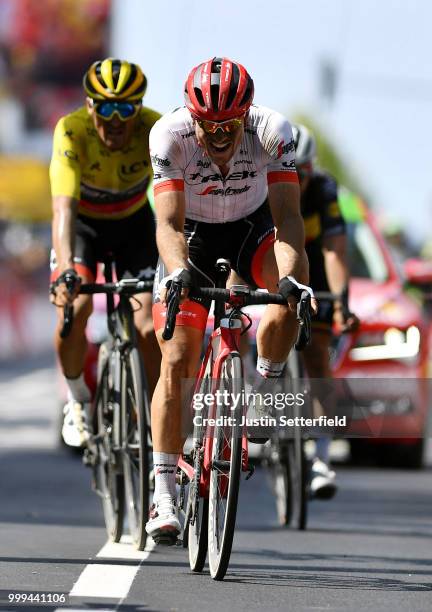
[{"left": 195, "top": 116, "right": 244, "bottom": 135}]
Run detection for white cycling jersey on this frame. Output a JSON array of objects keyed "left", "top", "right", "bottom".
[{"left": 149, "top": 104, "right": 298, "bottom": 223}]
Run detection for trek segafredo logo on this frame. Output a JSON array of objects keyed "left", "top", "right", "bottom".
[
  {"left": 197, "top": 185, "right": 251, "bottom": 196},
  {"left": 188, "top": 169, "right": 257, "bottom": 184}
]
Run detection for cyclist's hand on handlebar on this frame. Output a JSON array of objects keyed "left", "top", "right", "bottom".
[
  {"left": 159, "top": 267, "right": 192, "bottom": 304},
  {"left": 50, "top": 268, "right": 81, "bottom": 306},
  {"left": 278, "top": 275, "right": 318, "bottom": 314},
  {"left": 334, "top": 308, "right": 360, "bottom": 333}
]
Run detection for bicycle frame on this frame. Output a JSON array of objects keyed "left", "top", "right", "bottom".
[{"left": 178, "top": 306, "right": 250, "bottom": 499}]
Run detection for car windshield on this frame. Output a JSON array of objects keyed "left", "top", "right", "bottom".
[{"left": 347, "top": 222, "right": 389, "bottom": 282}]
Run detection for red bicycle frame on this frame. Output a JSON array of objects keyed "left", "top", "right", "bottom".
[{"left": 177, "top": 314, "right": 249, "bottom": 496}]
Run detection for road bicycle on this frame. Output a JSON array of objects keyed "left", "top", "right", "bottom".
[
  {"left": 58, "top": 260, "right": 153, "bottom": 550},
  {"left": 265, "top": 290, "right": 348, "bottom": 530},
  {"left": 162, "top": 259, "right": 311, "bottom": 580},
  {"left": 265, "top": 343, "right": 309, "bottom": 530}
]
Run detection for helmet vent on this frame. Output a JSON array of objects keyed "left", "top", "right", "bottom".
[
  {"left": 194, "top": 87, "right": 205, "bottom": 108},
  {"left": 226, "top": 63, "right": 240, "bottom": 109}
]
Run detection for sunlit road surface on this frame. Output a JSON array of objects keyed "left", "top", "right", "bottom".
[{"left": 1, "top": 356, "right": 432, "bottom": 611}]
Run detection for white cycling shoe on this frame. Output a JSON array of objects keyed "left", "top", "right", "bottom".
[
  {"left": 145, "top": 494, "right": 181, "bottom": 545},
  {"left": 62, "top": 400, "right": 91, "bottom": 448},
  {"left": 309, "top": 458, "right": 338, "bottom": 500}
]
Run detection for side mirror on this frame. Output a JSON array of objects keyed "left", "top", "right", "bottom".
[{"left": 404, "top": 258, "right": 432, "bottom": 286}]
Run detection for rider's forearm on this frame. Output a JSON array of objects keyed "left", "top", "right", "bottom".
[
  {"left": 274, "top": 214, "right": 308, "bottom": 283},
  {"left": 156, "top": 221, "right": 189, "bottom": 273},
  {"left": 323, "top": 234, "right": 349, "bottom": 300},
  {"left": 52, "top": 195, "right": 78, "bottom": 272}
]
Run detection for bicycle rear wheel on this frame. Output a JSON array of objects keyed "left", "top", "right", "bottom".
[
  {"left": 268, "top": 439, "right": 290, "bottom": 526},
  {"left": 188, "top": 369, "right": 211, "bottom": 572},
  {"left": 285, "top": 349, "right": 308, "bottom": 530},
  {"left": 121, "top": 347, "right": 151, "bottom": 550},
  {"left": 94, "top": 350, "right": 124, "bottom": 541},
  {"left": 188, "top": 475, "right": 209, "bottom": 572},
  {"left": 208, "top": 353, "right": 243, "bottom": 580}
]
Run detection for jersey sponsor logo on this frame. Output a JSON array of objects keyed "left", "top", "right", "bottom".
[
  {"left": 277, "top": 138, "right": 295, "bottom": 158},
  {"left": 282, "top": 160, "right": 296, "bottom": 169},
  {"left": 86, "top": 127, "right": 97, "bottom": 137},
  {"left": 197, "top": 160, "right": 211, "bottom": 168},
  {"left": 90, "top": 162, "right": 101, "bottom": 171},
  {"left": 118, "top": 160, "right": 149, "bottom": 180},
  {"left": 151, "top": 154, "right": 171, "bottom": 167},
  {"left": 181, "top": 131, "right": 195, "bottom": 139},
  {"left": 153, "top": 172, "right": 162, "bottom": 180},
  {"left": 188, "top": 170, "right": 257, "bottom": 184},
  {"left": 234, "top": 159, "right": 253, "bottom": 165},
  {"left": 64, "top": 129, "right": 74, "bottom": 139},
  {"left": 197, "top": 185, "right": 251, "bottom": 196}
]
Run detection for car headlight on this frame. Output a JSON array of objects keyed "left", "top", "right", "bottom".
[{"left": 349, "top": 326, "right": 420, "bottom": 361}]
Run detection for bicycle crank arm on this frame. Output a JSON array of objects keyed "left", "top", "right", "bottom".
[{"left": 211, "top": 459, "right": 231, "bottom": 472}]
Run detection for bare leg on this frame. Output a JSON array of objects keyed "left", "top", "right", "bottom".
[{"left": 151, "top": 325, "right": 203, "bottom": 452}]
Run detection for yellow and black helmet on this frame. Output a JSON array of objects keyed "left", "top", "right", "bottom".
[{"left": 83, "top": 58, "right": 147, "bottom": 101}]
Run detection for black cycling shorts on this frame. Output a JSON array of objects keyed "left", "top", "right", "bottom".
[
  {"left": 153, "top": 201, "right": 275, "bottom": 329},
  {"left": 50, "top": 204, "right": 158, "bottom": 288}
]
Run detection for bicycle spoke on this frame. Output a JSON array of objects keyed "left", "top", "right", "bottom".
[{"left": 208, "top": 354, "right": 243, "bottom": 580}]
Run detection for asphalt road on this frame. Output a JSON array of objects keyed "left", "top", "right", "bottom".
[{"left": 1, "top": 355, "right": 432, "bottom": 612}]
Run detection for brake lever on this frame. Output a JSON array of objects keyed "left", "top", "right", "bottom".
[
  {"left": 162, "top": 280, "right": 182, "bottom": 340},
  {"left": 295, "top": 291, "right": 312, "bottom": 351}
]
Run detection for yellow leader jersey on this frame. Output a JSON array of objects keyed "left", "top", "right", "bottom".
[{"left": 49, "top": 106, "right": 161, "bottom": 220}]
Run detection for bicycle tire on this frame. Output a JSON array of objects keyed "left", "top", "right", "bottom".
[
  {"left": 268, "top": 439, "right": 290, "bottom": 526},
  {"left": 208, "top": 353, "right": 243, "bottom": 580},
  {"left": 121, "top": 347, "right": 151, "bottom": 550},
  {"left": 188, "top": 495, "right": 209, "bottom": 572},
  {"left": 94, "top": 353, "right": 125, "bottom": 542},
  {"left": 187, "top": 369, "right": 212, "bottom": 571},
  {"left": 285, "top": 350, "right": 308, "bottom": 530}
]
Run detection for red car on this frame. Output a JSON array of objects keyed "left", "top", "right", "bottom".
[
  {"left": 329, "top": 190, "right": 430, "bottom": 468},
  {"left": 240, "top": 190, "right": 430, "bottom": 468}
]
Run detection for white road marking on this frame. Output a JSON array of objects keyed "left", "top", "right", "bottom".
[
  {"left": 97, "top": 534, "right": 155, "bottom": 560},
  {"left": 70, "top": 564, "right": 139, "bottom": 599},
  {"left": 68, "top": 536, "right": 156, "bottom": 600}
]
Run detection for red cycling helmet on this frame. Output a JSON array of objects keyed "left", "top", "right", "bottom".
[{"left": 184, "top": 57, "right": 254, "bottom": 121}]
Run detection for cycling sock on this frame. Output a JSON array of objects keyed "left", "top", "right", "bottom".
[
  {"left": 153, "top": 452, "right": 179, "bottom": 501},
  {"left": 315, "top": 437, "right": 331, "bottom": 464},
  {"left": 65, "top": 373, "right": 91, "bottom": 403},
  {"left": 256, "top": 356, "right": 285, "bottom": 379}
]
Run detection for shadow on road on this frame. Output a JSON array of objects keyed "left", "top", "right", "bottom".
[{"left": 0, "top": 448, "right": 101, "bottom": 527}]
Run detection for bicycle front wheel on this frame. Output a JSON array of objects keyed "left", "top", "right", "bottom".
[
  {"left": 121, "top": 347, "right": 151, "bottom": 550},
  {"left": 94, "top": 349, "right": 124, "bottom": 542},
  {"left": 208, "top": 353, "right": 243, "bottom": 580}
]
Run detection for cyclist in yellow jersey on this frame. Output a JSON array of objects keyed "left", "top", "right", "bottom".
[{"left": 50, "top": 58, "right": 161, "bottom": 447}]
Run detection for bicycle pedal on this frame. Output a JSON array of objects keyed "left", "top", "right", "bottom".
[{"left": 152, "top": 533, "right": 179, "bottom": 546}]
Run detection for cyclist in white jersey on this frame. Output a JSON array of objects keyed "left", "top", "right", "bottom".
[{"left": 146, "top": 57, "right": 315, "bottom": 542}]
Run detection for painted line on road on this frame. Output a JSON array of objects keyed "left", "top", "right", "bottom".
[{"left": 68, "top": 536, "right": 156, "bottom": 601}]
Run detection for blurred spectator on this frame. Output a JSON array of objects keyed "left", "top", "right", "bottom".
[
  {"left": 0, "top": 219, "right": 49, "bottom": 357},
  {"left": 0, "top": 0, "right": 111, "bottom": 129}
]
